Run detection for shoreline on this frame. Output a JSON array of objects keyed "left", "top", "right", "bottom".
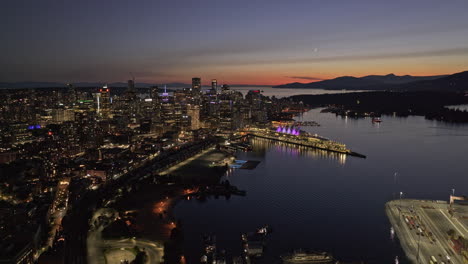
[
  {"left": 386, "top": 199, "right": 467, "bottom": 264},
  {"left": 88, "top": 147, "right": 235, "bottom": 263},
  {"left": 385, "top": 202, "right": 418, "bottom": 263}
]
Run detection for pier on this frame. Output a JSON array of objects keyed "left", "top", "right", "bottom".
[
  {"left": 386, "top": 199, "right": 468, "bottom": 264},
  {"left": 236, "top": 128, "right": 366, "bottom": 158}
]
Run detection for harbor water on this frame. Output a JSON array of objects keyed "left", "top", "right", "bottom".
[{"left": 174, "top": 107, "right": 468, "bottom": 264}]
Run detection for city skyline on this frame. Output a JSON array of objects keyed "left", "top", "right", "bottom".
[
  {"left": 1, "top": 0, "right": 468, "bottom": 85},
  {"left": 3, "top": 1, "right": 468, "bottom": 263}
]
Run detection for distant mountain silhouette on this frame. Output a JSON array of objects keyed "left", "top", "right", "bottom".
[
  {"left": 273, "top": 73, "right": 450, "bottom": 90},
  {"left": 395, "top": 71, "right": 468, "bottom": 92},
  {"left": 361, "top": 73, "right": 447, "bottom": 84}
]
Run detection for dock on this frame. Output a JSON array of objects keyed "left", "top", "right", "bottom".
[
  {"left": 386, "top": 199, "right": 468, "bottom": 264},
  {"left": 239, "top": 129, "right": 366, "bottom": 158}
]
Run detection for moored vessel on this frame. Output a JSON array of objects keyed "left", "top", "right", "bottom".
[{"left": 281, "top": 250, "right": 335, "bottom": 264}]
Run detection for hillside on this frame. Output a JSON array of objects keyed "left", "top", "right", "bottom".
[
  {"left": 396, "top": 71, "right": 468, "bottom": 92},
  {"left": 274, "top": 73, "right": 450, "bottom": 90}
]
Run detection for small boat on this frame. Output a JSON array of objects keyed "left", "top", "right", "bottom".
[
  {"left": 281, "top": 250, "right": 334, "bottom": 263},
  {"left": 256, "top": 225, "right": 271, "bottom": 235},
  {"left": 372, "top": 117, "right": 382, "bottom": 123}
]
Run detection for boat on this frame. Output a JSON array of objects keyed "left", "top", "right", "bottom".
[
  {"left": 281, "top": 250, "right": 334, "bottom": 264},
  {"left": 372, "top": 117, "right": 382, "bottom": 123}
]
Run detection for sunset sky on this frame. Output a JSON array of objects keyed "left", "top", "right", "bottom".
[{"left": 1, "top": 0, "right": 468, "bottom": 85}]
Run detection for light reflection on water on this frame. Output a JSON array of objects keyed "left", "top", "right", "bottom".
[
  {"left": 172, "top": 108, "right": 468, "bottom": 264},
  {"left": 249, "top": 137, "right": 347, "bottom": 165}
]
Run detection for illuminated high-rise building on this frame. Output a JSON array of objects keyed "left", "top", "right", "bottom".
[
  {"left": 52, "top": 108, "right": 75, "bottom": 123},
  {"left": 99, "top": 85, "right": 110, "bottom": 118},
  {"left": 192, "top": 77, "right": 201, "bottom": 93},
  {"left": 186, "top": 104, "right": 200, "bottom": 130},
  {"left": 149, "top": 85, "right": 161, "bottom": 122}
]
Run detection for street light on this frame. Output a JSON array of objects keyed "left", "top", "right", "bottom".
[{"left": 399, "top": 192, "right": 404, "bottom": 224}]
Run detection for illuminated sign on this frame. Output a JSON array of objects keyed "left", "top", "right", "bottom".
[{"left": 27, "top": 124, "right": 42, "bottom": 130}]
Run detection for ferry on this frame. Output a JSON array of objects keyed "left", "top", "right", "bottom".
[
  {"left": 281, "top": 250, "right": 335, "bottom": 264},
  {"left": 372, "top": 117, "right": 382, "bottom": 123}
]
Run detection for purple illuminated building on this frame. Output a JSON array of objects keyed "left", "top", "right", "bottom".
[{"left": 275, "top": 126, "right": 300, "bottom": 135}]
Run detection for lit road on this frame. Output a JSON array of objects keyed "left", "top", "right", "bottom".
[
  {"left": 386, "top": 199, "right": 468, "bottom": 264},
  {"left": 47, "top": 179, "right": 70, "bottom": 248},
  {"left": 159, "top": 147, "right": 214, "bottom": 175}
]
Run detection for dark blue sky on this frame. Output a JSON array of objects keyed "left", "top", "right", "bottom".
[{"left": 1, "top": 0, "right": 468, "bottom": 84}]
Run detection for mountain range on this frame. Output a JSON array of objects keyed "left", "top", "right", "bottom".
[
  {"left": 2, "top": 71, "right": 467, "bottom": 92},
  {"left": 273, "top": 72, "right": 468, "bottom": 91}
]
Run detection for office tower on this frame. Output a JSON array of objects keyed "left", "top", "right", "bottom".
[
  {"left": 128, "top": 79, "right": 135, "bottom": 91},
  {"left": 99, "top": 85, "right": 110, "bottom": 118},
  {"left": 150, "top": 86, "right": 159, "bottom": 99},
  {"left": 192, "top": 77, "right": 201, "bottom": 93},
  {"left": 125, "top": 79, "right": 137, "bottom": 101},
  {"left": 149, "top": 86, "right": 161, "bottom": 122},
  {"left": 186, "top": 105, "right": 200, "bottom": 130},
  {"left": 52, "top": 109, "right": 75, "bottom": 123},
  {"left": 67, "top": 83, "right": 76, "bottom": 105},
  {"left": 211, "top": 79, "right": 217, "bottom": 92}
]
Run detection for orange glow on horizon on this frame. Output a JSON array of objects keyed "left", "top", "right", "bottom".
[
  {"left": 141, "top": 69, "right": 462, "bottom": 86},
  {"left": 137, "top": 61, "right": 467, "bottom": 86}
]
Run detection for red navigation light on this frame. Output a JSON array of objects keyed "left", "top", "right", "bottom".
[{"left": 48, "top": 131, "right": 53, "bottom": 136}]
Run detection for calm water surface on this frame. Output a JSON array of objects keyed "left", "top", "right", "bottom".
[
  {"left": 230, "top": 86, "right": 368, "bottom": 98},
  {"left": 174, "top": 109, "right": 468, "bottom": 264}
]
